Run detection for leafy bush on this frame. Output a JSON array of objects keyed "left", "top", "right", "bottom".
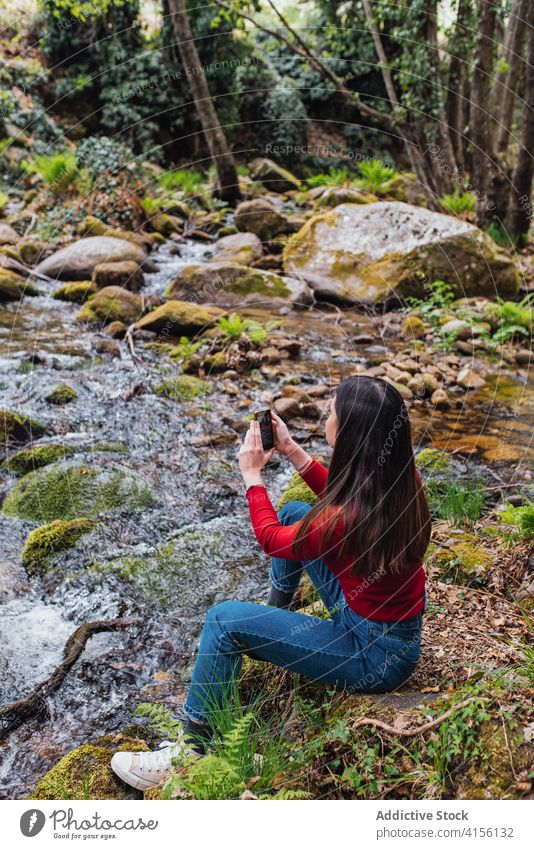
[
  {"left": 216, "top": 313, "right": 278, "bottom": 345},
  {"left": 439, "top": 190, "right": 476, "bottom": 216},
  {"left": 157, "top": 170, "right": 205, "bottom": 194},
  {"left": 75, "top": 136, "right": 135, "bottom": 181},
  {"left": 32, "top": 152, "right": 78, "bottom": 191},
  {"left": 356, "top": 159, "right": 399, "bottom": 195}
]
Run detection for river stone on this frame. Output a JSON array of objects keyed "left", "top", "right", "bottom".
[
  {"left": 234, "top": 198, "right": 291, "bottom": 240},
  {"left": 0, "top": 268, "right": 25, "bottom": 301},
  {"left": 456, "top": 367, "right": 486, "bottom": 390},
  {"left": 134, "top": 300, "right": 223, "bottom": 336},
  {"left": 77, "top": 286, "right": 144, "bottom": 325},
  {"left": 53, "top": 281, "right": 97, "bottom": 303},
  {"left": 2, "top": 461, "right": 156, "bottom": 522},
  {"left": 211, "top": 232, "right": 263, "bottom": 265},
  {"left": 0, "top": 223, "right": 18, "bottom": 245},
  {"left": 166, "top": 262, "right": 312, "bottom": 307},
  {"left": 28, "top": 735, "right": 150, "bottom": 800},
  {"left": 91, "top": 260, "right": 145, "bottom": 292},
  {"left": 1, "top": 410, "right": 45, "bottom": 449},
  {"left": 283, "top": 202, "right": 519, "bottom": 304},
  {"left": 249, "top": 158, "right": 301, "bottom": 192},
  {"left": 34, "top": 236, "right": 148, "bottom": 281}
]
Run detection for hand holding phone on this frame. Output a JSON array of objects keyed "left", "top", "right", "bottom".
[{"left": 253, "top": 408, "right": 275, "bottom": 451}]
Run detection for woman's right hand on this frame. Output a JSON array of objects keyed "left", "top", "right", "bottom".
[{"left": 270, "top": 411, "right": 296, "bottom": 457}]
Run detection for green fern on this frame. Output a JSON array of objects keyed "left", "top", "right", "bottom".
[
  {"left": 439, "top": 190, "right": 476, "bottom": 216},
  {"left": 356, "top": 159, "right": 398, "bottom": 195},
  {"left": 134, "top": 702, "right": 184, "bottom": 741}
]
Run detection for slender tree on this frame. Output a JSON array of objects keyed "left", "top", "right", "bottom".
[
  {"left": 493, "top": 0, "right": 528, "bottom": 156},
  {"left": 167, "top": 0, "right": 241, "bottom": 203},
  {"left": 506, "top": 0, "right": 534, "bottom": 239}
]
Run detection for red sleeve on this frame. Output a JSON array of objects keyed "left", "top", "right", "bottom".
[
  {"left": 246, "top": 485, "right": 337, "bottom": 560},
  {"left": 299, "top": 458, "right": 329, "bottom": 498}
]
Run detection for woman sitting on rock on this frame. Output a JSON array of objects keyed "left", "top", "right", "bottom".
[{"left": 112, "top": 376, "right": 431, "bottom": 791}]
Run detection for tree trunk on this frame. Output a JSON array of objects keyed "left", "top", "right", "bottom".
[
  {"left": 470, "top": 0, "right": 502, "bottom": 228},
  {"left": 506, "top": 1, "right": 534, "bottom": 239},
  {"left": 423, "top": 0, "right": 457, "bottom": 193},
  {"left": 494, "top": 0, "right": 528, "bottom": 156},
  {"left": 446, "top": 0, "right": 473, "bottom": 172},
  {"left": 167, "top": 0, "right": 240, "bottom": 203}
]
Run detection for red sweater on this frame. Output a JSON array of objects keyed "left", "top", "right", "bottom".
[{"left": 246, "top": 459, "right": 425, "bottom": 622}]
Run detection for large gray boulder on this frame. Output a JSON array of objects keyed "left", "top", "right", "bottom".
[
  {"left": 283, "top": 201, "right": 519, "bottom": 304},
  {"left": 166, "top": 262, "right": 313, "bottom": 307},
  {"left": 35, "top": 237, "right": 147, "bottom": 281}
]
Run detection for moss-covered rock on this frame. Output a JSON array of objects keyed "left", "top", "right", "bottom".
[
  {"left": 0, "top": 268, "right": 26, "bottom": 302},
  {"left": 53, "top": 281, "right": 97, "bottom": 303},
  {"left": 402, "top": 314, "right": 426, "bottom": 338},
  {"left": 45, "top": 384, "right": 78, "bottom": 405},
  {"left": 1, "top": 410, "right": 45, "bottom": 449},
  {"left": 2, "top": 461, "right": 155, "bottom": 522},
  {"left": 166, "top": 262, "right": 291, "bottom": 305},
  {"left": 249, "top": 158, "right": 301, "bottom": 193},
  {"left": 415, "top": 448, "right": 451, "bottom": 472},
  {"left": 77, "top": 286, "right": 144, "bottom": 325},
  {"left": 2, "top": 443, "right": 74, "bottom": 475},
  {"left": 211, "top": 232, "right": 263, "bottom": 266},
  {"left": 154, "top": 375, "right": 211, "bottom": 401},
  {"left": 277, "top": 470, "right": 319, "bottom": 510},
  {"left": 134, "top": 300, "right": 222, "bottom": 337},
  {"left": 283, "top": 202, "right": 519, "bottom": 304},
  {"left": 234, "top": 198, "right": 291, "bottom": 240},
  {"left": 149, "top": 212, "right": 183, "bottom": 237},
  {"left": 22, "top": 517, "right": 99, "bottom": 574},
  {"left": 429, "top": 532, "right": 495, "bottom": 584},
  {"left": 28, "top": 734, "right": 150, "bottom": 800},
  {"left": 18, "top": 240, "right": 44, "bottom": 265},
  {"left": 92, "top": 260, "right": 145, "bottom": 292}
]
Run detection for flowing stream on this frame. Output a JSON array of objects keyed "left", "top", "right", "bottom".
[{"left": 0, "top": 230, "right": 533, "bottom": 799}]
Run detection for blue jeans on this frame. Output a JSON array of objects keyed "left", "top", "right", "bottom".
[{"left": 183, "top": 501, "right": 423, "bottom": 725}]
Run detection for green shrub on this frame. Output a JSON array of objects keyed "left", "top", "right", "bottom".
[
  {"left": 499, "top": 501, "right": 534, "bottom": 542},
  {"left": 356, "top": 159, "right": 398, "bottom": 195},
  {"left": 439, "top": 190, "right": 476, "bottom": 215},
  {"left": 33, "top": 152, "right": 78, "bottom": 191}
]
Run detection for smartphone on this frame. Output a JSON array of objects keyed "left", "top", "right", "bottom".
[{"left": 254, "top": 408, "right": 274, "bottom": 451}]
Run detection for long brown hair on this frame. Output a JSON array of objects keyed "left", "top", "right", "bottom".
[{"left": 294, "top": 376, "right": 431, "bottom": 576}]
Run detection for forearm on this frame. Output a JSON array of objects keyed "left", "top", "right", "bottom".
[{"left": 280, "top": 440, "right": 312, "bottom": 473}]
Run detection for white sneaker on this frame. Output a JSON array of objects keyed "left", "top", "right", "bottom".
[{"left": 111, "top": 737, "right": 199, "bottom": 791}]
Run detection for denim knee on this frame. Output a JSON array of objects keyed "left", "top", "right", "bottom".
[
  {"left": 205, "top": 600, "right": 240, "bottom": 629},
  {"left": 277, "top": 500, "right": 313, "bottom": 526}
]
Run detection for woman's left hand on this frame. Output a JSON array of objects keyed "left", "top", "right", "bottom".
[{"left": 239, "top": 420, "right": 275, "bottom": 483}]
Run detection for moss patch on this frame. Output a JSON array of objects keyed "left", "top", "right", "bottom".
[
  {"left": 455, "top": 719, "right": 530, "bottom": 799},
  {"left": 53, "top": 281, "right": 97, "bottom": 304},
  {"left": 45, "top": 384, "right": 78, "bottom": 405},
  {"left": 2, "top": 443, "right": 74, "bottom": 476},
  {"left": 416, "top": 448, "right": 451, "bottom": 472},
  {"left": 154, "top": 375, "right": 211, "bottom": 401},
  {"left": 22, "top": 517, "right": 99, "bottom": 575},
  {"left": 77, "top": 286, "right": 143, "bottom": 325},
  {"left": 28, "top": 735, "right": 150, "bottom": 800},
  {"left": 2, "top": 462, "right": 155, "bottom": 522},
  {"left": 0, "top": 409, "right": 45, "bottom": 448},
  {"left": 429, "top": 532, "right": 495, "bottom": 585},
  {"left": 277, "top": 470, "right": 319, "bottom": 510}
]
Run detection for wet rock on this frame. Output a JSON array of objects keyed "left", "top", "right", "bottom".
[
  {"left": 53, "top": 281, "right": 97, "bottom": 304},
  {"left": 94, "top": 339, "right": 121, "bottom": 358},
  {"left": 35, "top": 236, "right": 148, "bottom": 281},
  {"left": 22, "top": 517, "right": 100, "bottom": 575},
  {"left": 353, "top": 333, "right": 374, "bottom": 344},
  {"left": 18, "top": 240, "right": 44, "bottom": 265},
  {"left": 283, "top": 202, "right": 519, "bottom": 304},
  {"left": 385, "top": 379, "right": 412, "bottom": 401},
  {"left": 407, "top": 374, "right": 426, "bottom": 396},
  {"left": 402, "top": 315, "right": 426, "bottom": 338},
  {"left": 104, "top": 320, "right": 127, "bottom": 339},
  {"left": 92, "top": 260, "right": 145, "bottom": 292},
  {"left": 1, "top": 410, "right": 45, "bottom": 449},
  {"left": 166, "top": 262, "right": 311, "bottom": 307},
  {"left": 431, "top": 388, "right": 451, "bottom": 408},
  {"left": 134, "top": 300, "right": 222, "bottom": 336},
  {"left": 0, "top": 268, "right": 26, "bottom": 302},
  {"left": 77, "top": 286, "right": 144, "bottom": 326},
  {"left": 45, "top": 384, "right": 78, "bottom": 405},
  {"left": 273, "top": 396, "right": 300, "bottom": 420},
  {"left": 456, "top": 368, "right": 486, "bottom": 390},
  {"left": 149, "top": 212, "right": 183, "bottom": 237},
  {"left": 2, "top": 461, "right": 155, "bottom": 522},
  {"left": 249, "top": 158, "right": 301, "bottom": 192},
  {"left": 234, "top": 198, "right": 292, "bottom": 240},
  {"left": 2, "top": 443, "right": 74, "bottom": 476},
  {"left": 0, "top": 223, "right": 18, "bottom": 245},
  {"left": 28, "top": 735, "right": 150, "bottom": 800},
  {"left": 421, "top": 373, "right": 440, "bottom": 394},
  {"left": 441, "top": 319, "right": 473, "bottom": 340},
  {"left": 211, "top": 232, "right": 263, "bottom": 265},
  {"left": 250, "top": 255, "right": 282, "bottom": 271}
]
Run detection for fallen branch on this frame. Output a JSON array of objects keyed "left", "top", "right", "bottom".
[
  {"left": 350, "top": 696, "right": 490, "bottom": 738},
  {"left": 0, "top": 618, "right": 138, "bottom": 738},
  {"left": 125, "top": 323, "right": 144, "bottom": 364}
]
